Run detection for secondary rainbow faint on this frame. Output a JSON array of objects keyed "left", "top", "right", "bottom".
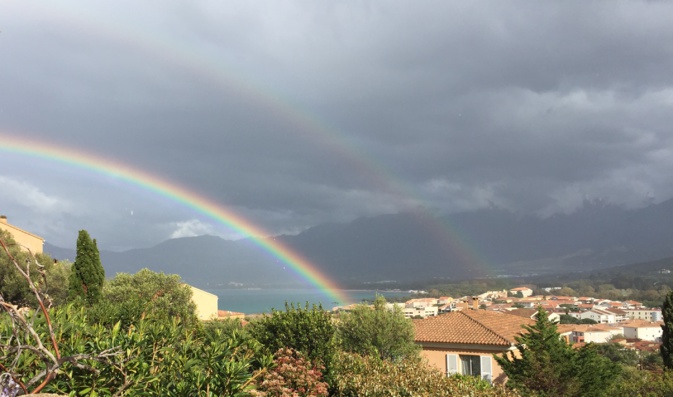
[
  {"left": 14, "top": 4, "right": 489, "bottom": 275},
  {"left": 0, "top": 133, "right": 350, "bottom": 306}
]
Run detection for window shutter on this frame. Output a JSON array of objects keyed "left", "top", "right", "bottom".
[
  {"left": 446, "top": 354, "right": 458, "bottom": 376},
  {"left": 480, "top": 356, "right": 492, "bottom": 383}
]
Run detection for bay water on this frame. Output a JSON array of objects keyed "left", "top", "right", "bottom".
[{"left": 208, "top": 288, "right": 411, "bottom": 314}]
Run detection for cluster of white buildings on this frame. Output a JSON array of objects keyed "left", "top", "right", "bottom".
[{"left": 382, "top": 286, "right": 664, "bottom": 345}]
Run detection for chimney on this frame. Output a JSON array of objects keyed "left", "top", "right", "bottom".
[
  {"left": 472, "top": 297, "right": 479, "bottom": 310},
  {"left": 0, "top": 215, "right": 7, "bottom": 224}
]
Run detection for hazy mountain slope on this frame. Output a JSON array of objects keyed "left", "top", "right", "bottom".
[{"left": 44, "top": 198, "right": 673, "bottom": 286}]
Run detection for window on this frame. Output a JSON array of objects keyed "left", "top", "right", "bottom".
[
  {"left": 446, "top": 354, "right": 492, "bottom": 382},
  {"left": 461, "top": 355, "right": 481, "bottom": 376}
]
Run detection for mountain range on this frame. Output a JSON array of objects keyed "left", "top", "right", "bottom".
[{"left": 45, "top": 198, "right": 673, "bottom": 289}]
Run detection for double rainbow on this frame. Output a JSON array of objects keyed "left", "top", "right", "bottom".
[{"left": 0, "top": 133, "right": 349, "bottom": 305}]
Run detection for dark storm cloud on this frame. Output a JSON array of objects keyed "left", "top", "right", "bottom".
[{"left": 1, "top": 1, "right": 672, "bottom": 249}]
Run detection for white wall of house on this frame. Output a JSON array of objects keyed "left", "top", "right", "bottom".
[
  {"left": 624, "top": 310, "right": 662, "bottom": 322},
  {"left": 572, "top": 330, "right": 613, "bottom": 344},
  {"left": 577, "top": 310, "right": 615, "bottom": 324},
  {"left": 509, "top": 288, "right": 533, "bottom": 298},
  {"left": 403, "top": 305, "right": 438, "bottom": 318},
  {"left": 623, "top": 326, "right": 662, "bottom": 342}
]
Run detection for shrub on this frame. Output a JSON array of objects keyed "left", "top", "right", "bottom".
[
  {"left": 336, "top": 295, "right": 419, "bottom": 361},
  {"left": 87, "top": 268, "right": 199, "bottom": 329},
  {"left": 248, "top": 303, "right": 336, "bottom": 377},
  {"left": 1, "top": 305, "right": 260, "bottom": 396},
  {"left": 251, "top": 348, "right": 328, "bottom": 397},
  {"left": 331, "top": 351, "right": 522, "bottom": 397},
  {"left": 608, "top": 367, "right": 673, "bottom": 397}
]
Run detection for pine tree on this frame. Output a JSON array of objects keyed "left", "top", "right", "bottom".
[
  {"left": 68, "top": 230, "right": 105, "bottom": 305},
  {"left": 660, "top": 291, "right": 673, "bottom": 369},
  {"left": 495, "top": 307, "right": 620, "bottom": 397}
]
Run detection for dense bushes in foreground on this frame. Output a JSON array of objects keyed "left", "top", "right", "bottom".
[
  {"left": 331, "top": 351, "right": 521, "bottom": 397},
  {"left": 0, "top": 305, "right": 266, "bottom": 396},
  {"left": 2, "top": 303, "right": 521, "bottom": 397}
]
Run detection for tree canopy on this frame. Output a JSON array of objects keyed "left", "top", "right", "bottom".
[
  {"left": 247, "top": 302, "right": 337, "bottom": 376},
  {"left": 661, "top": 290, "right": 673, "bottom": 369},
  {"left": 0, "top": 230, "right": 62, "bottom": 307},
  {"left": 336, "top": 295, "right": 419, "bottom": 361},
  {"left": 68, "top": 230, "right": 105, "bottom": 305},
  {"left": 495, "top": 307, "right": 620, "bottom": 397},
  {"left": 89, "top": 268, "right": 198, "bottom": 328}
]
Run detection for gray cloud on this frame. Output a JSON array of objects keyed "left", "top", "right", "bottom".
[{"left": 1, "top": 1, "right": 672, "bottom": 250}]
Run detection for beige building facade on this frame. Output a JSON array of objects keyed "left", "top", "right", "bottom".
[
  {"left": 0, "top": 215, "right": 44, "bottom": 254},
  {"left": 190, "top": 285, "right": 219, "bottom": 320}
]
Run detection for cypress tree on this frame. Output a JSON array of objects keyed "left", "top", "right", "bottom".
[
  {"left": 495, "top": 307, "right": 620, "bottom": 396},
  {"left": 661, "top": 291, "right": 673, "bottom": 369},
  {"left": 68, "top": 230, "right": 105, "bottom": 305}
]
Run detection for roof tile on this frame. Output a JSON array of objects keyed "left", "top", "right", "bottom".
[{"left": 414, "top": 310, "right": 534, "bottom": 346}]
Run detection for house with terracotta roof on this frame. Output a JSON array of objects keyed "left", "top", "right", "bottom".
[
  {"left": 406, "top": 297, "right": 439, "bottom": 308},
  {"left": 508, "top": 287, "right": 533, "bottom": 298},
  {"left": 570, "top": 308, "right": 616, "bottom": 324},
  {"left": 569, "top": 324, "right": 622, "bottom": 344},
  {"left": 414, "top": 310, "right": 534, "bottom": 384},
  {"left": 0, "top": 215, "right": 44, "bottom": 254},
  {"left": 508, "top": 308, "right": 560, "bottom": 323},
  {"left": 624, "top": 300, "right": 643, "bottom": 309},
  {"left": 403, "top": 305, "right": 438, "bottom": 319},
  {"left": 622, "top": 320, "right": 663, "bottom": 342},
  {"left": 577, "top": 297, "right": 595, "bottom": 303},
  {"left": 606, "top": 308, "right": 628, "bottom": 323},
  {"left": 218, "top": 310, "right": 245, "bottom": 320}
]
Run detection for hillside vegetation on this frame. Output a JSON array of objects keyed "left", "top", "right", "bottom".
[{"left": 5, "top": 231, "right": 673, "bottom": 396}]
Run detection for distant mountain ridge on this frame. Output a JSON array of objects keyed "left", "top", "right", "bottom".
[{"left": 45, "top": 198, "right": 673, "bottom": 288}]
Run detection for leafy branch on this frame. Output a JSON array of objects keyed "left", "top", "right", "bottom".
[{"left": 0, "top": 238, "right": 122, "bottom": 395}]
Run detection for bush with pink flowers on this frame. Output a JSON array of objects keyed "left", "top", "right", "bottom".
[{"left": 251, "top": 348, "right": 329, "bottom": 397}]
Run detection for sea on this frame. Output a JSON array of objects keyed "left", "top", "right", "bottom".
[{"left": 207, "top": 288, "right": 411, "bottom": 314}]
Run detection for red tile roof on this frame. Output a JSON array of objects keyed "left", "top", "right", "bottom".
[
  {"left": 414, "top": 310, "right": 534, "bottom": 346},
  {"left": 507, "top": 308, "right": 537, "bottom": 319},
  {"left": 622, "top": 320, "right": 663, "bottom": 328}
]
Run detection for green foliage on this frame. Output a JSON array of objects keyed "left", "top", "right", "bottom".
[
  {"left": 559, "top": 314, "right": 580, "bottom": 324},
  {"left": 251, "top": 348, "right": 329, "bottom": 397},
  {"left": 641, "top": 351, "right": 664, "bottom": 371},
  {"left": 426, "top": 279, "right": 512, "bottom": 298},
  {"left": 1, "top": 304, "right": 261, "bottom": 396},
  {"left": 331, "top": 351, "right": 522, "bottom": 397},
  {"left": 608, "top": 367, "right": 673, "bottom": 397},
  {"left": 661, "top": 290, "right": 673, "bottom": 369},
  {"left": 594, "top": 343, "right": 640, "bottom": 367},
  {"left": 203, "top": 317, "right": 246, "bottom": 342},
  {"left": 579, "top": 318, "right": 598, "bottom": 324},
  {"left": 88, "top": 268, "right": 199, "bottom": 329},
  {"left": 336, "top": 295, "right": 419, "bottom": 361},
  {"left": 68, "top": 230, "right": 105, "bottom": 305},
  {"left": 0, "top": 230, "right": 61, "bottom": 307},
  {"left": 248, "top": 302, "right": 336, "bottom": 373},
  {"left": 43, "top": 260, "right": 72, "bottom": 306},
  {"left": 495, "top": 307, "right": 621, "bottom": 397}
]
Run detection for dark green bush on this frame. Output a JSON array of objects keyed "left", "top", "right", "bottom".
[{"left": 1, "top": 305, "right": 261, "bottom": 396}]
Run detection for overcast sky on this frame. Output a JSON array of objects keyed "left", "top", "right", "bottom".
[{"left": 1, "top": 1, "right": 672, "bottom": 251}]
